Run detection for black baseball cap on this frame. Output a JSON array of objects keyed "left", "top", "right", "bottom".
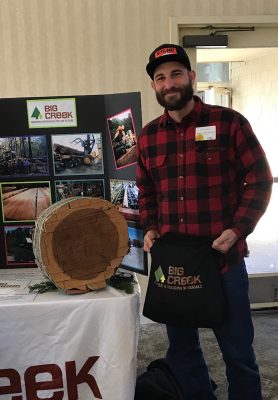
[{"left": 146, "top": 43, "right": 192, "bottom": 79}]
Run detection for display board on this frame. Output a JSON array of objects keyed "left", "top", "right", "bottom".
[{"left": 0, "top": 93, "right": 147, "bottom": 275}]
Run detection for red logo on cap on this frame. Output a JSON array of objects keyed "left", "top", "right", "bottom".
[{"left": 155, "top": 48, "right": 177, "bottom": 58}]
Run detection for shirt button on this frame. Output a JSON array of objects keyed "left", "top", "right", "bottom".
[
  {"left": 179, "top": 154, "right": 184, "bottom": 158},
  {"left": 180, "top": 132, "right": 184, "bottom": 137},
  {"left": 179, "top": 176, "right": 183, "bottom": 179},
  {"left": 180, "top": 218, "right": 184, "bottom": 222},
  {"left": 180, "top": 196, "right": 184, "bottom": 200}
]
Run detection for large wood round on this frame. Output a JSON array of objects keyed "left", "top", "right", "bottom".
[{"left": 33, "top": 197, "right": 129, "bottom": 294}]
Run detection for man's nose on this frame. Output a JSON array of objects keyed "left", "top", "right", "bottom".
[{"left": 164, "top": 77, "right": 176, "bottom": 90}]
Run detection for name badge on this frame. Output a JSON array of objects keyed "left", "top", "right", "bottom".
[{"left": 195, "top": 126, "right": 216, "bottom": 141}]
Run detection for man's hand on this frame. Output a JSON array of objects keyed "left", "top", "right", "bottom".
[
  {"left": 144, "top": 229, "right": 160, "bottom": 252},
  {"left": 212, "top": 229, "right": 238, "bottom": 253}
]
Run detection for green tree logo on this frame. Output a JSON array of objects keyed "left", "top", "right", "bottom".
[
  {"left": 31, "top": 107, "right": 43, "bottom": 119},
  {"left": 155, "top": 266, "right": 166, "bottom": 283}
]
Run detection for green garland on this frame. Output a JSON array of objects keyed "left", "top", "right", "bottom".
[
  {"left": 28, "top": 271, "right": 137, "bottom": 295},
  {"left": 29, "top": 280, "right": 57, "bottom": 294}
]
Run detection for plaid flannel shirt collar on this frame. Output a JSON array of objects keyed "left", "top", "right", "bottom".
[{"left": 158, "top": 96, "right": 205, "bottom": 128}]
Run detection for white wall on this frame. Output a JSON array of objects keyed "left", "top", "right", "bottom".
[
  {"left": 1, "top": 0, "right": 278, "bottom": 124},
  {"left": 230, "top": 49, "right": 278, "bottom": 176}
]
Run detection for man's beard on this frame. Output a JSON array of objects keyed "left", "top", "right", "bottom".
[{"left": 155, "top": 82, "right": 194, "bottom": 111}]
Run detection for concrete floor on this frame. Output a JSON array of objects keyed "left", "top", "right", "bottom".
[{"left": 137, "top": 309, "right": 278, "bottom": 399}]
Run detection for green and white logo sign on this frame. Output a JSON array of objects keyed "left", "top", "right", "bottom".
[
  {"left": 27, "top": 98, "right": 77, "bottom": 128},
  {"left": 31, "top": 107, "right": 43, "bottom": 120}
]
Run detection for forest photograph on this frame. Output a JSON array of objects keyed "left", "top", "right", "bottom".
[
  {"left": 4, "top": 225, "right": 36, "bottom": 265},
  {"left": 0, "top": 135, "right": 48, "bottom": 178}
]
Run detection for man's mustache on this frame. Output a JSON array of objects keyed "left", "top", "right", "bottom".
[{"left": 162, "top": 88, "right": 182, "bottom": 96}]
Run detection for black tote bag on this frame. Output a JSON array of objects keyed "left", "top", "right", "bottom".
[{"left": 143, "top": 234, "right": 227, "bottom": 328}]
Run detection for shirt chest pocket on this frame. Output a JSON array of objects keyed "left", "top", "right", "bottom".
[
  {"left": 146, "top": 155, "right": 168, "bottom": 181},
  {"left": 197, "top": 147, "right": 220, "bottom": 162},
  {"left": 195, "top": 146, "right": 231, "bottom": 188}
]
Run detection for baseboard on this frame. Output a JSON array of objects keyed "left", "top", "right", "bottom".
[{"left": 251, "top": 302, "right": 278, "bottom": 310}]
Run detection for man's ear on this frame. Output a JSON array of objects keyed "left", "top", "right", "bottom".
[
  {"left": 151, "top": 80, "right": 155, "bottom": 90},
  {"left": 188, "top": 70, "right": 196, "bottom": 85}
]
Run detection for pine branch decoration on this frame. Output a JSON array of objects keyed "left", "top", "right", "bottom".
[
  {"left": 108, "top": 271, "right": 136, "bottom": 294},
  {"left": 29, "top": 280, "right": 57, "bottom": 294}
]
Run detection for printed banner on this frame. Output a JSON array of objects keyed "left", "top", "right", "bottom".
[
  {"left": 0, "top": 284, "right": 140, "bottom": 399},
  {"left": 26, "top": 98, "right": 77, "bottom": 128}
]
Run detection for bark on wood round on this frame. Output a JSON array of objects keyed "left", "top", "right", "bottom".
[{"left": 33, "top": 197, "right": 129, "bottom": 294}]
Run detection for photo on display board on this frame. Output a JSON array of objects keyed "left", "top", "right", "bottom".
[
  {"left": 55, "top": 179, "right": 105, "bottom": 201},
  {"left": 110, "top": 179, "right": 139, "bottom": 222},
  {"left": 51, "top": 133, "right": 104, "bottom": 176},
  {"left": 0, "top": 181, "right": 51, "bottom": 223},
  {"left": 0, "top": 135, "right": 49, "bottom": 178},
  {"left": 107, "top": 108, "right": 137, "bottom": 170},
  {"left": 121, "top": 223, "right": 147, "bottom": 275},
  {"left": 4, "top": 225, "right": 36, "bottom": 266}
]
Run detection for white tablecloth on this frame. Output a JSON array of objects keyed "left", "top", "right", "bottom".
[{"left": 0, "top": 274, "right": 140, "bottom": 400}]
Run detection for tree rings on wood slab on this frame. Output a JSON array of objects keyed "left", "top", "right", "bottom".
[{"left": 33, "top": 197, "right": 129, "bottom": 294}]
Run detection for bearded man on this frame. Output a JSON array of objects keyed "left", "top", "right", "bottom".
[{"left": 136, "top": 43, "right": 273, "bottom": 400}]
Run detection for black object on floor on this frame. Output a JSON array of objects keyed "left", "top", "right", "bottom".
[{"left": 135, "top": 358, "right": 184, "bottom": 400}]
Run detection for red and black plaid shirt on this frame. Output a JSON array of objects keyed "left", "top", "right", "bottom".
[{"left": 136, "top": 96, "right": 273, "bottom": 269}]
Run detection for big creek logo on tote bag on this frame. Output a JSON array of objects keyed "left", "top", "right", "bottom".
[{"left": 143, "top": 234, "right": 227, "bottom": 328}]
